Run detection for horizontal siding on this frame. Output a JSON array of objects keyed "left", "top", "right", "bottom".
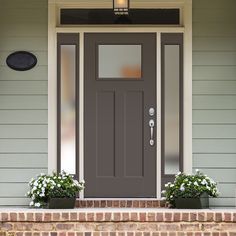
[
  {"left": 0, "top": 96, "right": 47, "bottom": 109},
  {"left": 0, "top": 125, "right": 47, "bottom": 138},
  {"left": 0, "top": 110, "right": 47, "bottom": 124},
  {"left": 0, "top": 0, "right": 48, "bottom": 205},
  {"left": 0, "top": 198, "right": 30, "bottom": 206},
  {"left": 0, "top": 66, "right": 47, "bottom": 80},
  {"left": 193, "top": 0, "right": 236, "bottom": 207},
  {"left": 0, "top": 169, "right": 47, "bottom": 183},
  {"left": 0, "top": 154, "right": 47, "bottom": 168},
  {"left": 193, "top": 66, "right": 236, "bottom": 81},
  {"left": 193, "top": 95, "right": 236, "bottom": 109},
  {"left": 193, "top": 154, "right": 236, "bottom": 168},
  {"left": 0, "top": 81, "right": 47, "bottom": 95},
  {"left": 193, "top": 110, "right": 236, "bottom": 124}
]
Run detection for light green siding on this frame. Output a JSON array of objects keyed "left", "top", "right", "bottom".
[
  {"left": 0, "top": 0, "right": 48, "bottom": 206},
  {"left": 193, "top": 0, "right": 236, "bottom": 207}
]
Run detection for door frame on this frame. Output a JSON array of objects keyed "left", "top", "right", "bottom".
[{"left": 48, "top": 2, "right": 192, "bottom": 200}]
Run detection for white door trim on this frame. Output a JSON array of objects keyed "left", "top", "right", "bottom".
[{"left": 48, "top": 0, "right": 192, "bottom": 199}]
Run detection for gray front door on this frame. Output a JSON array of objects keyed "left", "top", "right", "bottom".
[{"left": 84, "top": 33, "right": 156, "bottom": 197}]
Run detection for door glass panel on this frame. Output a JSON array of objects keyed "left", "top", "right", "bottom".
[
  {"left": 98, "top": 45, "right": 142, "bottom": 79},
  {"left": 164, "top": 45, "right": 180, "bottom": 175},
  {"left": 60, "top": 45, "right": 76, "bottom": 174}
]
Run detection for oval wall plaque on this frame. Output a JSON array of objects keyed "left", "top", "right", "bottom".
[{"left": 6, "top": 51, "right": 37, "bottom": 71}]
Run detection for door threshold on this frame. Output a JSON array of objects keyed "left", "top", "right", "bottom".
[{"left": 76, "top": 199, "right": 166, "bottom": 208}]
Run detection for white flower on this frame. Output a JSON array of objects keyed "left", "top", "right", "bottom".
[
  {"left": 201, "top": 179, "right": 207, "bottom": 185},
  {"left": 161, "top": 197, "right": 166, "bottom": 200},
  {"left": 161, "top": 190, "right": 166, "bottom": 194},
  {"left": 34, "top": 202, "right": 41, "bottom": 207},
  {"left": 34, "top": 181, "right": 38, "bottom": 187},
  {"left": 195, "top": 169, "right": 199, "bottom": 172},
  {"left": 180, "top": 185, "right": 185, "bottom": 191},
  {"left": 29, "top": 201, "right": 34, "bottom": 206},
  {"left": 176, "top": 172, "right": 182, "bottom": 176},
  {"left": 39, "top": 193, "right": 45, "bottom": 197},
  {"left": 57, "top": 184, "right": 61, "bottom": 187},
  {"left": 194, "top": 181, "right": 198, "bottom": 186}
]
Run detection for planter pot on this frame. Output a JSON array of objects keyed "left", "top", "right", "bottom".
[
  {"left": 48, "top": 197, "right": 76, "bottom": 209},
  {"left": 175, "top": 193, "right": 209, "bottom": 209}
]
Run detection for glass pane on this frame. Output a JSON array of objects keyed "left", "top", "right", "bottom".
[
  {"left": 60, "top": 45, "right": 76, "bottom": 174},
  {"left": 98, "top": 45, "right": 142, "bottom": 79},
  {"left": 164, "top": 45, "right": 180, "bottom": 175}
]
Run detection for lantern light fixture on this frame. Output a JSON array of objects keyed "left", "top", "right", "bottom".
[{"left": 113, "top": 0, "right": 129, "bottom": 15}]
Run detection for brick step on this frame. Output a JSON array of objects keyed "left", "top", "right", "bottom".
[{"left": 75, "top": 200, "right": 166, "bottom": 208}]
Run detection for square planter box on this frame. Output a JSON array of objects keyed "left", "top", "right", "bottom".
[
  {"left": 48, "top": 197, "right": 76, "bottom": 209},
  {"left": 175, "top": 193, "right": 209, "bottom": 209}
]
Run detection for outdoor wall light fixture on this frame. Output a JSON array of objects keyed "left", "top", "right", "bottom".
[{"left": 113, "top": 0, "right": 129, "bottom": 15}]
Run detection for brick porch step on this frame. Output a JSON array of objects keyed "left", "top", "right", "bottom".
[
  {"left": 75, "top": 200, "right": 166, "bottom": 208},
  {"left": 1, "top": 209, "right": 236, "bottom": 235}
]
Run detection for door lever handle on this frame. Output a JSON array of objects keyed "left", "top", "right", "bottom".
[{"left": 149, "top": 119, "right": 155, "bottom": 146}]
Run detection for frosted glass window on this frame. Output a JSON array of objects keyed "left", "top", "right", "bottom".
[
  {"left": 98, "top": 45, "right": 142, "bottom": 79},
  {"left": 164, "top": 45, "right": 180, "bottom": 175},
  {"left": 60, "top": 45, "right": 76, "bottom": 174}
]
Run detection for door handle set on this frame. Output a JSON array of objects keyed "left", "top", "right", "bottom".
[{"left": 149, "top": 119, "right": 155, "bottom": 146}]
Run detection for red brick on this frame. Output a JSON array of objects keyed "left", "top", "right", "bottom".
[
  {"left": 159, "top": 223, "right": 180, "bottom": 231},
  {"left": 43, "top": 213, "right": 52, "bottom": 221},
  {"left": 212, "top": 233, "right": 220, "bottom": 236},
  {"left": 164, "top": 212, "right": 172, "bottom": 221},
  {"left": 160, "top": 233, "right": 168, "bottom": 236},
  {"left": 173, "top": 213, "right": 181, "bottom": 222},
  {"left": 107, "top": 201, "right": 112, "bottom": 207},
  {"left": 229, "top": 233, "right": 236, "bottom": 236},
  {"left": 104, "top": 213, "right": 111, "bottom": 221},
  {"left": 140, "top": 213, "right": 146, "bottom": 222},
  {"left": 15, "top": 233, "right": 23, "bottom": 236},
  {"left": 156, "top": 213, "right": 164, "bottom": 222},
  {"left": 25, "top": 233, "right": 33, "bottom": 236},
  {"left": 101, "top": 233, "right": 108, "bottom": 236},
  {"left": 33, "top": 233, "right": 40, "bottom": 236},
  {"left": 70, "top": 212, "right": 77, "bottom": 221},
  {"left": 94, "top": 201, "right": 100, "bottom": 207},
  {"left": 18, "top": 213, "right": 25, "bottom": 221},
  {"left": 126, "top": 201, "right": 132, "bottom": 207},
  {"left": 101, "top": 200, "right": 106, "bottom": 207},
  {"left": 182, "top": 213, "right": 189, "bottom": 221},
  {"left": 169, "top": 233, "right": 176, "bottom": 236},
  {"left": 206, "top": 213, "right": 214, "bottom": 222},
  {"left": 68, "top": 233, "right": 75, "bottom": 236},
  {"left": 120, "top": 201, "right": 126, "bottom": 207},
  {"left": 76, "top": 233, "right": 84, "bottom": 236},
  {"left": 127, "top": 232, "right": 134, "bottom": 236},
  {"left": 61, "top": 213, "right": 69, "bottom": 221},
  {"left": 10, "top": 212, "right": 17, "bottom": 221},
  {"left": 1, "top": 213, "right": 8, "bottom": 221},
  {"left": 26, "top": 213, "right": 34, "bottom": 221},
  {"left": 59, "top": 232, "right": 67, "bottom": 236},
  {"left": 79, "top": 213, "right": 86, "bottom": 221},
  {"left": 113, "top": 201, "right": 120, "bottom": 207},
  {"left": 114, "top": 213, "right": 121, "bottom": 221},
  {"left": 133, "top": 201, "right": 139, "bottom": 208},
  {"left": 224, "top": 213, "right": 232, "bottom": 222},
  {"left": 42, "top": 233, "right": 49, "bottom": 236},
  {"left": 147, "top": 213, "right": 155, "bottom": 221},
  {"left": 215, "top": 213, "right": 223, "bottom": 222},
  {"left": 87, "top": 213, "right": 95, "bottom": 221},
  {"left": 35, "top": 213, "right": 43, "bottom": 222},
  {"left": 96, "top": 213, "right": 103, "bottom": 221},
  {"left": 131, "top": 213, "right": 138, "bottom": 221},
  {"left": 144, "top": 232, "right": 151, "bottom": 236},
  {"left": 147, "top": 201, "right": 153, "bottom": 208},
  {"left": 1, "top": 223, "right": 13, "bottom": 231},
  {"left": 139, "top": 201, "right": 146, "bottom": 208},
  {"left": 53, "top": 213, "right": 60, "bottom": 221},
  {"left": 180, "top": 223, "right": 200, "bottom": 231},
  {"left": 87, "top": 200, "right": 93, "bottom": 207},
  {"left": 56, "top": 223, "right": 74, "bottom": 230},
  {"left": 122, "top": 213, "right": 129, "bottom": 221},
  {"left": 197, "top": 213, "right": 205, "bottom": 222}
]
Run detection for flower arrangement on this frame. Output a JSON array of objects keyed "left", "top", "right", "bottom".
[
  {"left": 162, "top": 170, "right": 219, "bottom": 207},
  {"left": 27, "top": 171, "right": 85, "bottom": 208}
]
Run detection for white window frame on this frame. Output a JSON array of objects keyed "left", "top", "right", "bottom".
[{"left": 48, "top": 0, "right": 192, "bottom": 199}]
